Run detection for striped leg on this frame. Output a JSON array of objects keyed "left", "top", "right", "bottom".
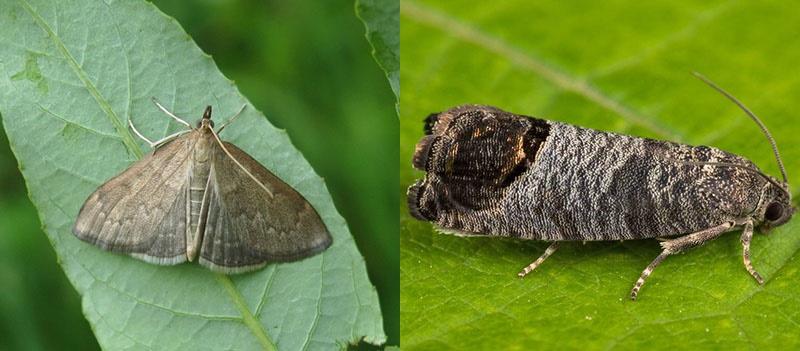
[
  {"left": 630, "top": 249, "right": 671, "bottom": 300},
  {"left": 740, "top": 221, "right": 764, "bottom": 285},
  {"left": 518, "top": 242, "right": 560, "bottom": 278},
  {"left": 630, "top": 222, "right": 734, "bottom": 300}
]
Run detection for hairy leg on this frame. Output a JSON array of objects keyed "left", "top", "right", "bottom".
[{"left": 630, "top": 222, "right": 734, "bottom": 300}]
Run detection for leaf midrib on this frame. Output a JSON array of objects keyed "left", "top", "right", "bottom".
[
  {"left": 401, "top": 0, "right": 684, "bottom": 142},
  {"left": 20, "top": 0, "right": 142, "bottom": 159},
  {"left": 19, "top": 1, "right": 276, "bottom": 349},
  {"left": 400, "top": 2, "right": 800, "bottom": 347},
  {"left": 216, "top": 274, "right": 276, "bottom": 350}
]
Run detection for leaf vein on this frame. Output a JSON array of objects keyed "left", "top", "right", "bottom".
[
  {"left": 104, "top": 1, "right": 134, "bottom": 133},
  {"left": 401, "top": 0, "right": 683, "bottom": 142},
  {"left": 255, "top": 265, "right": 277, "bottom": 317},
  {"left": 214, "top": 274, "right": 277, "bottom": 351},
  {"left": 73, "top": 260, "right": 243, "bottom": 322},
  {"left": 590, "top": 1, "right": 736, "bottom": 78},
  {"left": 36, "top": 103, "right": 121, "bottom": 140},
  {"left": 19, "top": 0, "right": 142, "bottom": 158},
  {"left": 301, "top": 254, "right": 326, "bottom": 351}
]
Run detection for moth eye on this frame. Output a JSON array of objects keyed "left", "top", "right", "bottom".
[{"left": 765, "top": 202, "right": 784, "bottom": 221}]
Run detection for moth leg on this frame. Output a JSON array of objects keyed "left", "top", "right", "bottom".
[
  {"left": 630, "top": 250, "right": 669, "bottom": 301},
  {"left": 151, "top": 130, "right": 192, "bottom": 150},
  {"left": 151, "top": 97, "right": 192, "bottom": 128},
  {"left": 740, "top": 221, "right": 764, "bottom": 285},
  {"left": 518, "top": 242, "right": 560, "bottom": 278},
  {"left": 216, "top": 104, "right": 248, "bottom": 133},
  {"left": 129, "top": 118, "right": 155, "bottom": 147},
  {"left": 630, "top": 222, "right": 733, "bottom": 300},
  {"left": 129, "top": 116, "right": 188, "bottom": 149}
]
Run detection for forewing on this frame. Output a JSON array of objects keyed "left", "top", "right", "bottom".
[
  {"left": 73, "top": 134, "right": 196, "bottom": 265},
  {"left": 199, "top": 140, "right": 332, "bottom": 273}
]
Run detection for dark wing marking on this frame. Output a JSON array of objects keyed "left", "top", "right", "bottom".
[
  {"left": 73, "top": 134, "right": 197, "bottom": 265},
  {"left": 199, "top": 140, "right": 332, "bottom": 273}
]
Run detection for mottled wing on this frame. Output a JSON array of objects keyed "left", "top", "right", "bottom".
[
  {"left": 409, "top": 105, "right": 550, "bottom": 237},
  {"left": 73, "top": 134, "right": 196, "bottom": 265},
  {"left": 199, "top": 140, "right": 332, "bottom": 273}
]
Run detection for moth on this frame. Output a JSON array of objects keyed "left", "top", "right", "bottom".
[
  {"left": 73, "top": 99, "right": 332, "bottom": 274},
  {"left": 408, "top": 74, "right": 794, "bottom": 299}
]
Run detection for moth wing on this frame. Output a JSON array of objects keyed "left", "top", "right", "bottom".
[
  {"left": 199, "top": 141, "right": 332, "bottom": 273},
  {"left": 73, "top": 134, "right": 196, "bottom": 265}
]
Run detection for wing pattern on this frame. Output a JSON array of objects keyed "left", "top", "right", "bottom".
[
  {"left": 198, "top": 141, "right": 332, "bottom": 273},
  {"left": 73, "top": 135, "right": 196, "bottom": 264}
]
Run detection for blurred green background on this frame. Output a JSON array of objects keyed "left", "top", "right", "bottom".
[{"left": 0, "top": 0, "right": 397, "bottom": 349}]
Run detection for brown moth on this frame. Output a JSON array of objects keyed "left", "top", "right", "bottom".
[
  {"left": 408, "top": 74, "right": 794, "bottom": 299},
  {"left": 73, "top": 99, "right": 332, "bottom": 274}
]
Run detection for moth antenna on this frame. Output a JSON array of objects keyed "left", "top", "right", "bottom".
[
  {"left": 217, "top": 104, "right": 247, "bottom": 133},
  {"left": 151, "top": 97, "right": 192, "bottom": 128},
  {"left": 692, "top": 72, "right": 788, "bottom": 183},
  {"left": 208, "top": 127, "right": 275, "bottom": 198},
  {"left": 677, "top": 160, "right": 790, "bottom": 197}
]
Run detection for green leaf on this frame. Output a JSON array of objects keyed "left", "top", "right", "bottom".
[
  {"left": 0, "top": 0, "right": 385, "bottom": 349},
  {"left": 356, "top": 0, "right": 400, "bottom": 102},
  {"left": 401, "top": 1, "right": 800, "bottom": 349}
]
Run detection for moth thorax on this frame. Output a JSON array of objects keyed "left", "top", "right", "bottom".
[{"left": 193, "top": 135, "right": 213, "bottom": 163}]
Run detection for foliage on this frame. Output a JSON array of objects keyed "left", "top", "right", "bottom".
[
  {"left": 0, "top": 0, "right": 385, "bottom": 349},
  {"left": 400, "top": 1, "right": 800, "bottom": 349},
  {"left": 357, "top": 0, "right": 400, "bottom": 101},
  {"left": 354, "top": 0, "right": 401, "bottom": 348}
]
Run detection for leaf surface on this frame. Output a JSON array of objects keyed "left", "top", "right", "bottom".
[
  {"left": 0, "top": 0, "right": 385, "bottom": 349},
  {"left": 400, "top": 1, "right": 800, "bottom": 349},
  {"left": 357, "top": 0, "right": 400, "bottom": 101}
]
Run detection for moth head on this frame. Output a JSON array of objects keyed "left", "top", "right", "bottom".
[
  {"left": 197, "top": 106, "right": 215, "bottom": 129},
  {"left": 692, "top": 73, "right": 793, "bottom": 230},
  {"left": 757, "top": 180, "right": 793, "bottom": 230}
]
